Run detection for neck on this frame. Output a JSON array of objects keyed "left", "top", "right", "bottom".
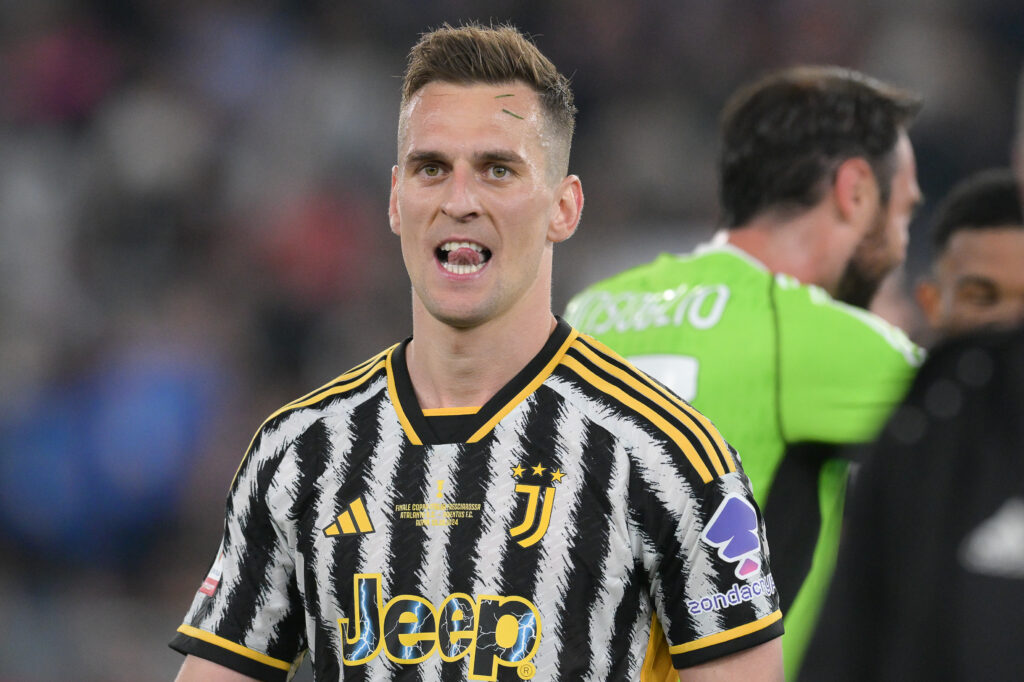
[
  {"left": 724, "top": 204, "right": 849, "bottom": 293},
  {"left": 405, "top": 298, "right": 557, "bottom": 411}
]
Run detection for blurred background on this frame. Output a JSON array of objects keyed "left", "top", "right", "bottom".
[{"left": 0, "top": 1, "right": 1021, "bottom": 679}]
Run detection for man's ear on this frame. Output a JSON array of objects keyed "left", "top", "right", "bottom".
[
  {"left": 547, "top": 174, "right": 584, "bottom": 244},
  {"left": 914, "top": 278, "right": 942, "bottom": 326},
  {"left": 833, "top": 157, "right": 879, "bottom": 226},
  {"left": 388, "top": 165, "right": 401, "bottom": 236}
]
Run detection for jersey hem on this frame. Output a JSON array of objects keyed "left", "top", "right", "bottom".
[
  {"left": 170, "top": 628, "right": 292, "bottom": 682},
  {"left": 670, "top": 610, "right": 784, "bottom": 669}
]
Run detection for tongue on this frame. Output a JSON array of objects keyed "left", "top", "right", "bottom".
[{"left": 448, "top": 247, "right": 483, "bottom": 266}]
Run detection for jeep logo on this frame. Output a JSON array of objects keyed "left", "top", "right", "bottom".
[{"left": 338, "top": 574, "right": 541, "bottom": 680}]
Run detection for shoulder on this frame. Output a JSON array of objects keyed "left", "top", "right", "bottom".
[
  {"left": 553, "top": 330, "right": 738, "bottom": 484},
  {"left": 264, "top": 345, "right": 395, "bottom": 434},
  {"left": 233, "top": 344, "right": 397, "bottom": 482},
  {"left": 773, "top": 275, "right": 924, "bottom": 368}
]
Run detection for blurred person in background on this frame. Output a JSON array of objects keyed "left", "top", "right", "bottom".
[
  {"left": 914, "top": 168, "right": 1024, "bottom": 342},
  {"left": 565, "top": 66, "right": 924, "bottom": 679},
  {"left": 800, "top": 324, "right": 1024, "bottom": 680},
  {"left": 170, "top": 22, "right": 783, "bottom": 681},
  {"left": 1015, "top": 66, "right": 1024, "bottom": 194}
]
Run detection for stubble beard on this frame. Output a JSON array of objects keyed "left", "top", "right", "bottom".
[{"left": 835, "top": 209, "right": 899, "bottom": 310}]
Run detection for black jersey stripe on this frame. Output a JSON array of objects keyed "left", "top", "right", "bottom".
[
  {"left": 605, "top": 560, "right": 645, "bottom": 679},
  {"left": 441, "top": 438, "right": 496, "bottom": 682},
  {"left": 214, "top": 445, "right": 292, "bottom": 653},
  {"left": 290, "top": 419, "right": 336, "bottom": 672},
  {"left": 385, "top": 442, "right": 432, "bottom": 595},
  {"left": 560, "top": 354, "right": 715, "bottom": 483},
  {"left": 443, "top": 439, "right": 495, "bottom": 589},
  {"left": 269, "top": 574, "right": 306, "bottom": 663},
  {"left": 575, "top": 335, "right": 736, "bottom": 474},
  {"left": 555, "top": 418, "right": 616, "bottom": 679}
]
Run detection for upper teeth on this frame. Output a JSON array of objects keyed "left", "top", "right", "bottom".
[{"left": 441, "top": 241, "right": 482, "bottom": 252}]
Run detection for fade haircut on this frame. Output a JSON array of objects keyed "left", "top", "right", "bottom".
[
  {"left": 719, "top": 65, "right": 922, "bottom": 227},
  {"left": 931, "top": 168, "right": 1024, "bottom": 255},
  {"left": 399, "top": 22, "right": 576, "bottom": 178}
]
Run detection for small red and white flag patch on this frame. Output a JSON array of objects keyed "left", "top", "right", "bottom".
[{"left": 198, "top": 552, "right": 224, "bottom": 597}]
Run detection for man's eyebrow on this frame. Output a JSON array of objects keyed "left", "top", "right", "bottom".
[
  {"left": 476, "top": 150, "right": 525, "bottom": 164},
  {"left": 402, "top": 149, "right": 526, "bottom": 166},
  {"left": 404, "top": 150, "right": 447, "bottom": 165}
]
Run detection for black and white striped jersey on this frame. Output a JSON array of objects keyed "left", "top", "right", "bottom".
[{"left": 171, "top": 319, "right": 782, "bottom": 681}]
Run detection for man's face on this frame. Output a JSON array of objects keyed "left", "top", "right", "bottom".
[
  {"left": 916, "top": 226, "right": 1024, "bottom": 336},
  {"left": 389, "top": 81, "right": 580, "bottom": 330},
  {"left": 836, "top": 132, "right": 922, "bottom": 308}
]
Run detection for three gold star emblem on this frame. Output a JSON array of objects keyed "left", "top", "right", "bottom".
[{"left": 511, "top": 463, "right": 566, "bottom": 484}]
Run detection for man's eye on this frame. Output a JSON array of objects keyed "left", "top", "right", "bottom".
[
  {"left": 489, "top": 165, "right": 509, "bottom": 179},
  {"left": 960, "top": 284, "right": 998, "bottom": 306},
  {"left": 421, "top": 164, "right": 441, "bottom": 177}
]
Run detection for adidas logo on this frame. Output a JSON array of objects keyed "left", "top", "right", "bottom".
[
  {"left": 323, "top": 496, "right": 376, "bottom": 536},
  {"left": 959, "top": 497, "right": 1024, "bottom": 579}
]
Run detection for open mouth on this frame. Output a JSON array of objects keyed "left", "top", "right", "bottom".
[{"left": 436, "top": 241, "right": 492, "bottom": 275}]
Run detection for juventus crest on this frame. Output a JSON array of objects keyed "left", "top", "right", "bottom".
[{"left": 509, "top": 462, "right": 566, "bottom": 547}]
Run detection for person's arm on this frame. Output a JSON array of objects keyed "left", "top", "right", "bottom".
[
  {"left": 678, "top": 638, "right": 783, "bottom": 682},
  {"left": 174, "top": 655, "right": 261, "bottom": 682}
]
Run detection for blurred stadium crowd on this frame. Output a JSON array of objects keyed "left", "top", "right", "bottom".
[{"left": 0, "top": 1, "right": 1022, "bottom": 679}]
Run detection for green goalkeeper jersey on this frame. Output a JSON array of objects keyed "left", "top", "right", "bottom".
[{"left": 565, "top": 241, "right": 923, "bottom": 678}]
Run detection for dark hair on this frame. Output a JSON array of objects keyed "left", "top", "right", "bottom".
[
  {"left": 931, "top": 168, "right": 1024, "bottom": 254},
  {"left": 719, "top": 65, "right": 922, "bottom": 227},
  {"left": 400, "top": 23, "right": 576, "bottom": 172}
]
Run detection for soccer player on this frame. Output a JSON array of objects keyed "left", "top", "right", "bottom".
[
  {"left": 914, "top": 169, "right": 1024, "bottom": 340},
  {"left": 565, "top": 66, "right": 924, "bottom": 679},
  {"left": 170, "top": 24, "right": 783, "bottom": 681},
  {"left": 800, "top": 324, "right": 1024, "bottom": 681}
]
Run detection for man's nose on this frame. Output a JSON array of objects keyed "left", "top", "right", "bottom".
[{"left": 440, "top": 164, "right": 481, "bottom": 222}]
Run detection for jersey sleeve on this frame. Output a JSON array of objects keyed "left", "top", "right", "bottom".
[
  {"left": 169, "top": 426, "right": 306, "bottom": 681},
  {"left": 775, "top": 278, "right": 923, "bottom": 444},
  {"left": 641, "top": 463, "right": 784, "bottom": 670}
]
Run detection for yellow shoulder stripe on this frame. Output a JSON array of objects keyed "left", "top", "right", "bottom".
[
  {"left": 573, "top": 338, "right": 732, "bottom": 476},
  {"left": 230, "top": 352, "right": 391, "bottom": 488},
  {"left": 669, "top": 610, "right": 782, "bottom": 654},
  {"left": 282, "top": 345, "right": 393, "bottom": 411},
  {"left": 176, "top": 624, "right": 292, "bottom": 671},
  {"left": 561, "top": 355, "right": 713, "bottom": 483}
]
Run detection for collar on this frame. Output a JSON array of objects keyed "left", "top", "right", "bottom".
[{"left": 386, "top": 317, "right": 578, "bottom": 445}]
